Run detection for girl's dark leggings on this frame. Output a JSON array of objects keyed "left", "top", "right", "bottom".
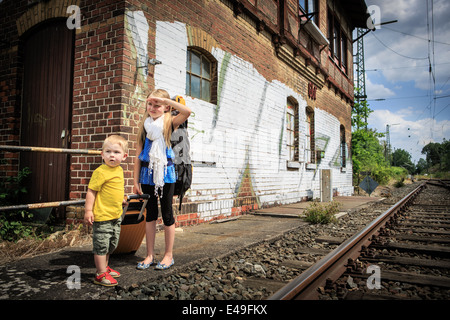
[{"left": 141, "top": 183, "right": 175, "bottom": 226}]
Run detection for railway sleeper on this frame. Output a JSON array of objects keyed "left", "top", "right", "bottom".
[
  {"left": 393, "top": 227, "right": 450, "bottom": 236},
  {"left": 346, "top": 270, "right": 450, "bottom": 288},
  {"left": 401, "top": 217, "right": 450, "bottom": 224},
  {"left": 387, "top": 234, "right": 450, "bottom": 244},
  {"left": 370, "top": 242, "right": 450, "bottom": 257},
  {"left": 392, "top": 222, "right": 450, "bottom": 229},
  {"left": 360, "top": 255, "right": 450, "bottom": 269}
]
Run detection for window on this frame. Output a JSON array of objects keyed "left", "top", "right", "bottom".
[
  {"left": 299, "top": 0, "right": 318, "bottom": 24},
  {"left": 305, "top": 107, "right": 315, "bottom": 164},
  {"left": 186, "top": 48, "right": 214, "bottom": 102},
  {"left": 341, "top": 33, "right": 348, "bottom": 71},
  {"left": 333, "top": 20, "right": 340, "bottom": 59},
  {"left": 327, "top": 9, "right": 348, "bottom": 74},
  {"left": 340, "top": 125, "right": 346, "bottom": 168},
  {"left": 286, "top": 99, "right": 299, "bottom": 162}
]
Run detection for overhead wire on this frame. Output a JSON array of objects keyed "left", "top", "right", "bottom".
[
  {"left": 370, "top": 32, "right": 428, "bottom": 60},
  {"left": 365, "top": 1, "right": 448, "bottom": 161},
  {"left": 383, "top": 26, "right": 450, "bottom": 46}
]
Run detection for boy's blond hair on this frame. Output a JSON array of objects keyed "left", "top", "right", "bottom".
[{"left": 103, "top": 135, "right": 128, "bottom": 154}]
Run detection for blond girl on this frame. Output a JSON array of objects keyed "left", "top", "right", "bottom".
[{"left": 133, "top": 89, "right": 191, "bottom": 270}]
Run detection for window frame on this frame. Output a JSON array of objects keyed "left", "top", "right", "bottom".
[
  {"left": 327, "top": 9, "right": 349, "bottom": 74},
  {"left": 299, "top": 0, "right": 319, "bottom": 25},
  {"left": 305, "top": 106, "right": 315, "bottom": 164},
  {"left": 286, "top": 98, "right": 299, "bottom": 163},
  {"left": 186, "top": 47, "right": 217, "bottom": 103},
  {"left": 340, "top": 125, "right": 347, "bottom": 168}
]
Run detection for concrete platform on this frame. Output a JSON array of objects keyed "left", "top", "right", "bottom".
[
  {"left": 252, "top": 196, "right": 383, "bottom": 217},
  {"left": 0, "top": 195, "right": 382, "bottom": 300}
]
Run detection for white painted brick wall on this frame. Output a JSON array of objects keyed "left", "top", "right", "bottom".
[{"left": 152, "top": 21, "right": 353, "bottom": 218}]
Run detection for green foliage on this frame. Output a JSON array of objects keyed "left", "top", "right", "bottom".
[
  {"left": 351, "top": 95, "right": 413, "bottom": 187},
  {"left": 0, "top": 167, "right": 31, "bottom": 206},
  {"left": 415, "top": 158, "right": 428, "bottom": 175},
  {"left": 0, "top": 167, "right": 36, "bottom": 242},
  {"left": 392, "top": 149, "right": 415, "bottom": 174},
  {"left": 303, "top": 201, "right": 342, "bottom": 224},
  {"left": 421, "top": 138, "right": 450, "bottom": 172},
  {"left": 352, "top": 93, "right": 373, "bottom": 130},
  {"left": 351, "top": 128, "right": 386, "bottom": 174},
  {"left": 0, "top": 211, "right": 37, "bottom": 242}
]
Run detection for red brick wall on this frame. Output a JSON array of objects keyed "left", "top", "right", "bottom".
[
  {"left": 1, "top": 0, "right": 357, "bottom": 225},
  {"left": 70, "top": 0, "right": 129, "bottom": 199},
  {"left": 0, "top": 0, "right": 28, "bottom": 182}
]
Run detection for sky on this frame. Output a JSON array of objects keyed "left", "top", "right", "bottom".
[{"left": 357, "top": 0, "right": 450, "bottom": 164}]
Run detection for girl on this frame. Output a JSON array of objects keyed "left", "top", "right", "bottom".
[{"left": 133, "top": 89, "right": 191, "bottom": 270}]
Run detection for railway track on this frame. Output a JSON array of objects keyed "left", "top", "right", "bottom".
[
  {"left": 103, "top": 180, "right": 449, "bottom": 301},
  {"left": 270, "top": 180, "right": 450, "bottom": 300}
]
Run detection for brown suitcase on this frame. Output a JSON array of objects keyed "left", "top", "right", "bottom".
[{"left": 113, "top": 194, "right": 149, "bottom": 254}]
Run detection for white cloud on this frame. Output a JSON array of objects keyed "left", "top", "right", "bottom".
[
  {"left": 364, "top": 0, "right": 450, "bottom": 91},
  {"left": 365, "top": 76, "right": 395, "bottom": 99},
  {"left": 368, "top": 108, "right": 450, "bottom": 162}
]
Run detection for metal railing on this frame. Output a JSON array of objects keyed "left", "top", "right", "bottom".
[{"left": 0, "top": 145, "right": 101, "bottom": 212}]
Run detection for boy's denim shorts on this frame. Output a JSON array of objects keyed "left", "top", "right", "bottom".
[{"left": 92, "top": 218, "right": 121, "bottom": 255}]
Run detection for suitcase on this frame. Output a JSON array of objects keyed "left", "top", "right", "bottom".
[{"left": 113, "top": 194, "right": 149, "bottom": 254}]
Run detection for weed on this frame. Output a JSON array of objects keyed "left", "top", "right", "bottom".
[{"left": 303, "top": 201, "right": 342, "bottom": 224}]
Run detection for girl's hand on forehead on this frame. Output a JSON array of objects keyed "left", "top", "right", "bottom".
[{"left": 146, "top": 96, "right": 166, "bottom": 106}]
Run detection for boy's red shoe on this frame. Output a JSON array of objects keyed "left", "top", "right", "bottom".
[
  {"left": 106, "top": 266, "right": 120, "bottom": 278},
  {"left": 93, "top": 271, "right": 118, "bottom": 286}
]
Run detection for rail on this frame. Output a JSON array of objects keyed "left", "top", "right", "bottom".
[{"left": 269, "top": 181, "right": 427, "bottom": 300}]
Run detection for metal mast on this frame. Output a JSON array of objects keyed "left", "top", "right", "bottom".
[{"left": 355, "top": 28, "right": 367, "bottom": 104}]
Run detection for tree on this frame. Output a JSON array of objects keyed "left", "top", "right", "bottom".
[
  {"left": 422, "top": 142, "right": 443, "bottom": 169},
  {"left": 391, "top": 148, "right": 415, "bottom": 174},
  {"left": 352, "top": 128, "right": 387, "bottom": 174},
  {"left": 421, "top": 139, "right": 450, "bottom": 172},
  {"left": 415, "top": 158, "right": 428, "bottom": 174},
  {"left": 442, "top": 138, "right": 450, "bottom": 170},
  {"left": 352, "top": 97, "right": 372, "bottom": 130}
]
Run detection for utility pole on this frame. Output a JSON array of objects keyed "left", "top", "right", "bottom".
[
  {"left": 385, "top": 123, "right": 400, "bottom": 165},
  {"left": 353, "top": 20, "right": 397, "bottom": 128}
]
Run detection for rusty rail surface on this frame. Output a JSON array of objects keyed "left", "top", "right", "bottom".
[{"left": 269, "top": 182, "right": 427, "bottom": 300}]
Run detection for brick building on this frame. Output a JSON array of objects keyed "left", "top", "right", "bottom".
[{"left": 0, "top": 0, "right": 369, "bottom": 226}]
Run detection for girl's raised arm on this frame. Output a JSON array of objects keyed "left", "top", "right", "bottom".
[{"left": 146, "top": 96, "right": 191, "bottom": 129}]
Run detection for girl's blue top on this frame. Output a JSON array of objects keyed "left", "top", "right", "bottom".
[{"left": 139, "top": 137, "right": 176, "bottom": 185}]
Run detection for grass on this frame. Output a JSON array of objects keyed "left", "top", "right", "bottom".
[{"left": 303, "top": 201, "right": 342, "bottom": 224}]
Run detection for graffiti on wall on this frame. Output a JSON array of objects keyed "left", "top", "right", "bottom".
[{"left": 124, "top": 16, "right": 353, "bottom": 215}]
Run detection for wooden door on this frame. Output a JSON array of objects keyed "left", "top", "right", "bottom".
[{"left": 20, "top": 20, "right": 74, "bottom": 219}]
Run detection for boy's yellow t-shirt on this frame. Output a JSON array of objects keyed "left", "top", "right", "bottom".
[{"left": 88, "top": 164, "right": 124, "bottom": 222}]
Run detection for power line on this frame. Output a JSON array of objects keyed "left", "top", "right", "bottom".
[
  {"left": 370, "top": 32, "right": 428, "bottom": 60},
  {"left": 366, "top": 62, "right": 450, "bottom": 72},
  {"left": 383, "top": 26, "right": 450, "bottom": 46},
  {"left": 367, "top": 93, "right": 450, "bottom": 101}
]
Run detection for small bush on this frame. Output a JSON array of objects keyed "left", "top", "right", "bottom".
[
  {"left": 394, "top": 178, "right": 405, "bottom": 188},
  {"left": 303, "top": 201, "right": 342, "bottom": 224}
]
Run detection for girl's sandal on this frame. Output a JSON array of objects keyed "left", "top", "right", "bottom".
[
  {"left": 155, "top": 258, "right": 174, "bottom": 270},
  {"left": 136, "top": 258, "right": 157, "bottom": 270}
]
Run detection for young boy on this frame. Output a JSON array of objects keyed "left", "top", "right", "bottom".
[{"left": 84, "top": 135, "right": 128, "bottom": 286}]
